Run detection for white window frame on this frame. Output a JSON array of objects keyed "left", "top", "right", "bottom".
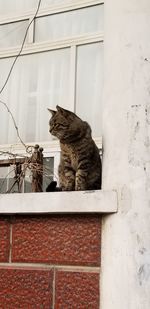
[
  {"left": 0, "top": 0, "right": 104, "bottom": 192},
  {"left": 0, "top": 1, "right": 104, "bottom": 109}
]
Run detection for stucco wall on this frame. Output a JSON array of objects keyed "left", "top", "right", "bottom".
[{"left": 101, "top": 0, "right": 150, "bottom": 308}]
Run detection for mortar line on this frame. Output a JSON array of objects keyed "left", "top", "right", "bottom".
[
  {"left": 52, "top": 267, "right": 56, "bottom": 309},
  {"left": 0, "top": 262, "right": 100, "bottom": 273},
  {"left": 8, "top": 223, "right": 12, "bottom": 263}
]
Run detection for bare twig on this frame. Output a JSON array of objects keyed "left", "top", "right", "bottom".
[{"left": 0, "top": 99, "right": 27, "bottom": 150}]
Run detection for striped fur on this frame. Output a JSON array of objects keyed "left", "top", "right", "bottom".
[{"left": 48, "top": 105, "right": 101, "bottom": 191}]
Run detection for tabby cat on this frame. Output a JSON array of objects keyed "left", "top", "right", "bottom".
[{"left": 48, "top": 105, "right": 101, "bottom": 191}]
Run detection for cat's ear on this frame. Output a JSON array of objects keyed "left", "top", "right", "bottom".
[
  {"left": 47, "top": 108, "right": 56, "bottom": 116},
  {"left": 56, "top": 105, "right": 73, "bottom": 117},
  {"left": 56, "top": 105, "right": 64, "bottom": 113}
]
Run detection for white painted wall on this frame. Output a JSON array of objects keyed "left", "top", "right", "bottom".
[{"left": 101, "top": 0, "right": 150, "bottom": 308}]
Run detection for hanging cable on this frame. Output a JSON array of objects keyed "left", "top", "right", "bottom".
[
  {"left": 0, "top": 0, "right": 42, "bottom": 95},
  {"left": 0, "top": 0, "right": 42, "bottom": 153}
]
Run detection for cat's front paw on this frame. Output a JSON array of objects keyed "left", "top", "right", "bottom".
[
  {"left": 61, "top": 183, "right": 75, "bottom": 191},
  {"left": 75, "top": 184, "right": 86, "bottom": 191}
]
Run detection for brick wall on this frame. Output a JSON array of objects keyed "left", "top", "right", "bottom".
[{"left": 0, "top": 214, "right": 101, "bottom": 308}]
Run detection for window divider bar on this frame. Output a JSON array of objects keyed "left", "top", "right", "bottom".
[
  {"left": 0, "top": 137, "right": 102, "bottom": 160},
  {"left": 0, "top": 0, "right": 104, "bottom": 25},
  {"left": 0, "top": 33, "right": 104, "bottom": 59},
  {"left": 70, "top": 45, "right": 77, "bottom": 113},
  {"left": 28, "top": 18, "right": 35, "bottom": 44}
]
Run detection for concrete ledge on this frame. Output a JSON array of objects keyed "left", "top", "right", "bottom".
[{"left": 0, "top": 190, "right": 118, "bottom": 214}]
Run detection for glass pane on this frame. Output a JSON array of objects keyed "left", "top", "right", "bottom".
[
  {"left": 8, "top": 178, "right": 19, "bottom": 193},
  {"left": 76, "top": 42, "right": 104, "bottom": 137},
  {"left": 0, "top": 166, "right": 8, "bottom": 193},
  {"left": 0, "top": 48, "right": 70, "bottom": 144},
  {"left": 35, "top": 5, "right": 104, "bottom": 42},
  {"left": 0, "top": 178, "right": 7, "bottom": 193},
  {"left": 7, "top": 164, "right": 20, "bottom": 193},
  {"left": 24, "top": 166, "right": 32, "bottom": 193},
  {"left": 40, "top": 0, "right": 84, "bottom": 8},
  {"left": 43, "top": 157, "right": 54, "bottom": 192},
  {"left": 0, "top": 0, "right": 38, "bottom": 16},
  {"left": 0, "top": 21, "right": 28, "bottom": 49},
  {"left": 0, "top": 165, "right": 19, "bottom": 193}
]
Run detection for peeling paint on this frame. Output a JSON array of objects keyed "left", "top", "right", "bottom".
[
  {"left": 138, "top": 264, "right": 150, "bottom": 286},
  {"left": 139, "top": 247, "right": 146, "bottom": 255},
  {"left": 134, "top": 121, "right": 140, "bottom": 137},
  {"left": 144, "top": 58, "right": 150, "bottom": 62},
  {"left": 131, "top": 104, "right": 141, "bottom": 109}
]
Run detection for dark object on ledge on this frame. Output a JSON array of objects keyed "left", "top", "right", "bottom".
[{"left": 46, "top": 181, "right": 62, "bottom": 192}]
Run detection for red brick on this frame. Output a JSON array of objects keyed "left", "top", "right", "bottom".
[
  {"left": 0, "top": 217, "right": 10, "bottom": 262},
  {"left": 12, "top": 215, "right": 101, "bottom": 266},
  {"left": 55, "top": 271, "right": 99, "bottom": 308},
  {"left": 0, "top": 268, "right": 53, "bottom": 308}
]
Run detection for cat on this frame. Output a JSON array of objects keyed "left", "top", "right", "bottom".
[{"left": 48, "top": 105, "right": 101, "bottom": 191}]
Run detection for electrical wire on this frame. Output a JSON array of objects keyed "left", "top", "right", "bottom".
[
  {"left": 0, "top": 99, "right": 27, "bottom": 148},
  {"left": 0, "top": 0, "right": 42, "bottom": 153},
  {"left": 0, "top": 0, "right": 42, "bottom": 95}
]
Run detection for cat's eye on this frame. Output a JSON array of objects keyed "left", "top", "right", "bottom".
[{"left": 55, "top": 123, "right": 68, "bottom": 129}]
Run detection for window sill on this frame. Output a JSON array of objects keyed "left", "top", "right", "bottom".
[{"left": 0, "top": 190, "right": 117, "bottom": 214}]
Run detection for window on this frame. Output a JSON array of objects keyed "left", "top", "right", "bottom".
[{"left": 0, "top": 0, "right": 104, "bottom": 193}]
